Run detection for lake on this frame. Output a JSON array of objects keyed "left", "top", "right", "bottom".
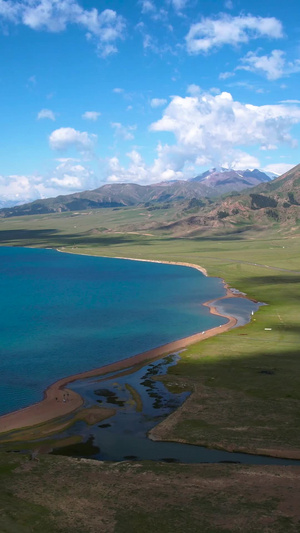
[{"left": 0, "top": 247, "right": 229, "bottom": 416}]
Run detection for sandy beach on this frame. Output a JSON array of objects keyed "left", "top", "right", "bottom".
[{"left": 0, "top": 257, "right": 241, "bottom": 435}]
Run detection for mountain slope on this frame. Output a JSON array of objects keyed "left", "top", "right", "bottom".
[
  {"left": 0, "top": 181, "right": 211, "bottom": 217},
  {"left": 0, "top": 167, "right": 274, "bottom": 218},
  {"left": 155, "top": 164, "right": 300, "bottom": 235},
  {"left": 224, "top": 163, "right": 300, "bottom": 212},
  {"left": 191, "top": 168, "right": 271, "bottom": 192},
  {"left": 206, "top": 163, "right": 300, "bottom": 225}
]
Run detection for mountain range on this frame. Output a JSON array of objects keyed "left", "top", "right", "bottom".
[
  {"left": 190, "top": 167, "right": 272, "bottom": 187},
  {"left": 0, "top": 168, "right": 272, "bottom": 217},
  {"left": 156, "top": 163, "right": 300, "bottom": 234}
]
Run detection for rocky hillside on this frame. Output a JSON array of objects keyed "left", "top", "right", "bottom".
[{"left": 156, "top": 164, "right": 300, "bottom": 234}]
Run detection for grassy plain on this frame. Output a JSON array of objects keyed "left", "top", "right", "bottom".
[
  {"left": 1, "top": 209, "right": 300, "bottom": 530},
  {"left": 1, "top": 452, "right": 300, "bottom": 532}
]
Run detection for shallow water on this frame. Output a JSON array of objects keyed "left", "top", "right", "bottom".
[
  {"left": 214, "top": 296, "right": 262, "bottom": 328},
  {"left": 50, "top": 354, "right": 300, "bottom": 465},
  {"left": 0, "top": 247, "right": 229, "bottom": 416}
]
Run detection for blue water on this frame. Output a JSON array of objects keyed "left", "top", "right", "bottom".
[{"left": 0, "top": 247, "right": 228, "bottom": 416}]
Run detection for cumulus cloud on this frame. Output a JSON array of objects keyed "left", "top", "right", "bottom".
[
  {"left": 111, "top": 122, "right": 136, "bottom": 140},
  {"left": 150, "top": 91, "right": 300, "bottom": 164},
  {"left": 150, "top": 98, "right": 167, "bottom": 108},
  {"left": 49, "top": 127, "right": 97, "bottom": 153},
  {"left": 0, "top": 174, "right": 40, "bottom": 205},
  {"left": 186, "top": 14, "right": 283, "bottom": 54},
  {"left": 105, "top": 91, "right": 300, "bottom": 184},
  {"left": 49, "top": 159, "right": 96, "bottom": 189},
  {"left": 37, "top": 108, "right": 56, "bottom": 121},
  {"left": 106, "top": 149, "right": 184, "bottom": 184},
  {"left": 82, "top": 111, "right": 101, "bottom": 121},
  {"left": 238, "top": 50, "right": 300, "bottom": 80},
  {"left": 0, "top": 0, "right": 125, "bottom": 57},
  {"left": 0, "top": 159, "right": 97, "bottom": 205}
]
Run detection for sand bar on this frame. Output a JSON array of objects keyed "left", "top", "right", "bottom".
[{"left": 0, "top": 257, "right": 241, "bottom": 435}]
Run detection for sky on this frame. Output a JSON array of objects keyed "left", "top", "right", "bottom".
[{"left": 0, "top": 0, "right": 300, "bottom": 204}]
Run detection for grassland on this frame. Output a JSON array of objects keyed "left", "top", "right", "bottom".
[
  {"left": 1, "top": 452, "right": 300, "bottom": 532},
  {"left": 1, "top": 208, "right": 300, "bottom": 530}
]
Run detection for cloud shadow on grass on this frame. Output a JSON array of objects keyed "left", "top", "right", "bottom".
[{"left": 0, "top": 229, "right": 151, "bottom": 248}]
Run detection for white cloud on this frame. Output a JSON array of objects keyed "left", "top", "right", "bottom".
[
  {"left": 169, "top": 0, "right": 189, "bottom": 11},
  {"left": 107, "top": 151, "right": 148, "bottom": 183},
  {"left": 111, "top": 122, "right": 136, "bottom": 140},
  {"left": 0, "top": 174, "right": 40, "bottom": 205},
  {"left": 136, "top": 19, "right": 172, "bottom": 53},
  {"left": 262, "top": 163, "right": 295, "bottom": 175},
  {"left": 238, "top": 50, "right": 300, "bottom": 80},
  {"left": 140, "top": 0, "right": 156, "bottom": 13},
  {"left": 82, "top": 111, "right": 101, "bottom": 121},
  {"left": 55, "top": 157, "right": 80, "bottom": 162},
  {"left": 228, "top": 80, "right": 265, "bottom": 94},
  {"left": 113, "top": 87, "right": 124, "bottom": 93},
  {"left": 151, "top": 92, "right": 300, "bottom": 154},
  {"left": 224, "top": 152, "right": 260, "bottom": 170},
  {"left": 138, "top": 1, "right": 169, "bottom": 22},
  {"left": 150, "top": 98, "right": 167, "bottom": 108},
  {"left": 280, "top": 100, "right": 300, "bottom": 104},
  {"left": 49, "top": 127, "right": 97, "bottom": 153},
  {"left": 187, "top": 84, "right": 201, "bottom": 95},
  {"left": 0, "top": 1, "right": 126, "bottom": 57},
  {"left": 186, "top": 14, "right": 283, "bottom": 54},
  {"left": 105, "top": 91, "right": 300, "bottom": 184},
  {"left": 0, "top": 159, "right": 98, "bottom": 204},
  {"left": 150, "top": 91, "right": 300, "bottom": 169},
  {"left": 49, "top": 159, "right": 96, "bottom": 190},
  {"left": 224, "top": 0, "right": 233, "bottom": 9},
  {"left": 106, "top": 149, "right": 184, "bottom": 184},
  {"left": 219, "top": 71, "right": 235, "bottom": 80},
  {"left": 37, "top": 108, "right": 56, "bottom": 121},
  {"left": 141, "top": 32, "right": 155, "bottom": 51}
]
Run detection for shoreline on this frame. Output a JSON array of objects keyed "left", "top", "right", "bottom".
[
  {"left": 0, "top": 254, "right": 241, "bottom": 436},
  {"left": 56, "top": 248, "right": 208, "bottom": 276}
]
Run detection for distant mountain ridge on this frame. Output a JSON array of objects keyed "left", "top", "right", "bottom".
[
  {"left": 0, "top": 167, "right": 271, "bottom": 218},
  {"left": 190, "top": 168, "right": 271, "bottom": 190}
]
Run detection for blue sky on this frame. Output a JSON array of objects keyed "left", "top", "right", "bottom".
[{"left": 0, "top": 0, "right": 300, "bottom": 203}]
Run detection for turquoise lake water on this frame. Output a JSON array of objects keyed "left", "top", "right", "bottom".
[{"left": 0, "top": 247, "right": 228, "bottom": 416}]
